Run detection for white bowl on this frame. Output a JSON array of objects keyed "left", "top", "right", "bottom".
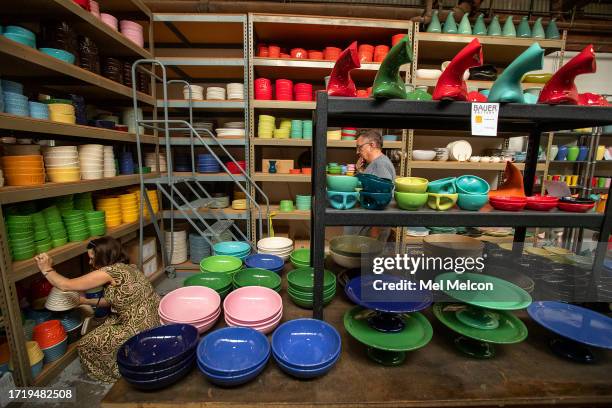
[
  {"left": 480, "top": 156, "right": 491, "bottom": 163},
  {"left": 257, "top": 237, "right": 293, "bottom": 251},
  {"left": 330, "top": 249, "right": 361, "bottom": 268},
  {"left": 469, "top": 156, "right": 481, "bottom": 162},
  {"left": 411, "top": 150, "right": 436, "bottom": 161},
  {"left": 416, "top": 69, "right": 442, "bottom": 79}
]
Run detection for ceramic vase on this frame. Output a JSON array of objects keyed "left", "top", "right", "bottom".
[
  {"left": 549, "top": 145, "right": 559, "bottom": 161},
  {"left": 567, "top": 146, "right": 580, "bottom": 162},
  {"left": 487, "top": 15, "right": 502, "bottom": 36},
  {"left": 487, "top": 43, "right": 544, "bottom": 103},
  {"left": 532, "top": 17, "right": 545, "bottom": 39},
  {"left": 517, "top": 16, "right": 531, "bottom": 38},
  {"left": 577, "top": 146, "right": 589, "bottom": 161},
  {"left": 372, "top": 35, "right": 414, "bottom": 99},
  {"left": 502, "top": 15, "right": 516, "bottom": 37},
  {"left": 556, "top": 146, "right": 568, "bottom": 161},
  {"left": 327, "top": 41, "right": 360, "bottom": 97},
  {"left": 426, "top": 10, "right": 442, "bottom": 33},
  {"left": 458, "top": 14, "right": 472, "bottom": 34},
  {"left": 443, "top": 11, "right": 458, "bottom": 34},
  {"left": 596, "top": 145, "right": 606, "bottom": 161},
  {"left": 432, "top": 38, "right": 483, "bottom": 101},
  {"left": 546, "top": 18, "right": 560, "bottom": 39},
  {"left": 268, "top": 160, "right": 277, "bottom": 173},
  {"left": 473, "top": 14, "right": 487, "bottom": 35}
]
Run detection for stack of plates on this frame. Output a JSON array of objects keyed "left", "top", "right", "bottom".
[
  {"left": 73, "top": 192, "right": 94, "bottom": 210},
  {"left": 48, "top": 103, "right": 76, "bottom": 124},
  {"left": 226, "top": 83, "right": 244, "bottom": 100},
  {"left": 119, "top": 193, "right": 139, "bottom": 223},
  {"left": 32, "top": 320, "right": 68, "bottom": 364},
  {"left": 2, "top": 155, "right": 45, "bottom": 186},
  {"left": 258, "top": 115, "right": 275, "bottom": 139},
  {"left": 6, "top": 214, "right": 36, "bottom": 261},
  {"left": 287, "top": 267, "right": 336, "bottom": 309},
  {"left": 62, "top": 210, "right": 89, "bottom": 242},
  {"left": 131, "top": 188, "right": 159, "bottom": 217},
  {"left": 42, "top": 206, "right": 68, "bottom": 248},
  {"left": 295, "top": 194, "right": 311, "bottom": 211},
  {"left": 189, "top": 233, "right": 211, "bottom": 264},
  {"left": 209, "top": 195, "right": 230, "bottom": 209},
  {"left": 165, "top": 229, "right": 188, "bottom": 264},
  {"left": 119, "top": 151, "right": 135, "bottom": 175},
  {"left": 45, "top": 287, "right": 79, "bottom": 312},
  {"left": 159, "top": 286, "right": 221, "bottom": 334},
  {"left": 447, "top": 140, "right": 473, "bottom": 161},
  {"left": 183, "top": 84, "right": 204, "bottom": 100},
  {"left": 32, "top": 212, "right": 52, "bottom": 254},
  {"left": 2, "top": 79, "right": 23, "bottom": 94},
  {"left": 233, "top": 268, "right": 281, "bottom": 292},
  {"left": 3, "top": 26, "right": 36, "bottom": 48},
  {"left": 54, "top": 195, "right": 74, "bottom": 212},
  {"left": 183, "top": 272, "right": 232, "bottom": 299},
  {"left": 122, "top": 108, "right": 144, "bottom": 135},
  {"left": 103, "top": 146, "right": 116, "bottom": 177},
  {"left": 213, "top": 241, "right": 251, "bottom": 260},
  {"left": 257, "top": 237, "right": 294, "bottom": 261},
  {"left": 232, "top": 199, "right": 247, "bottom": 210},
  {"left": 223, "top": 286, "right": 283, "bottom": 334},
  {"left": 3, "top": 91, "right": 29, "bottom": 117},
  {"left": 145, "top": 152, "right": 167, "bottom": 172},
  {"left": 206, "top": 87, "right": 226, "bottom": 100},
  {"left": 302, "top": 120, "right": 313, "bottom": 139},
  {"left": 327, "top": 129, "right": 342, "bottom": 140},
  {"left": 43, "top": 146, "right": 80, "bottom": 183},
  {"left": 85, "top": 210, "right": 106, "bottom": 236},
  {"left": 197, "top": 154, "right": 220, "bottom": 173},
  {"left": 245, "top": 254, "right": 284, "bottom": 274},
  {"left": 96, "top": 196, "right": 122, "bottom": 227},
  {"left": 186, "top": 121, "right": 214, "bottom": 136},
  {"left": 119, "top": 20, "right": 144, "bottom": 47},
  {"left": 274, "top": 119, "right": 291, "bottom": 139},
  {"left": 101, "top": 13, "right": 119, "bottom": 30},
  {"left": 200, "top": 255, "right": 242, "bottom": 275},
  {"left": 224, "top": 121, "right": 244, "bottom": 129},
  {"left": 29, "top": 102, "right": 49, "bottom": 120},
  {"left": 215, "top": 128, "right": 245, "bottom": 138},
  {"left": 290, "top": 248, "right": 310, "bottom": 268},
  {"left": 39, "top": 48, "right": 76, "bottom": 64},
  {"left": 78, "top": 144, "right": 104, "bottom": 180},
  {"left": 290, "top": 120, "right": 303, "bottom": 139}
]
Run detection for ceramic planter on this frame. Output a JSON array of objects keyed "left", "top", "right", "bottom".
[
  {"left": 546, "top": 18, "right": 560, "bottom": 39},
  {"left": 458, "top": 14, "right": 472, "bottom": 34},
  {"left": 502, "top": 15, "right": 516, "bottom": 37},
  {"left": 531, "top": 17, "right": 545, "bottom": 39},
  {"left": 487, "top": 15, "right": 502, "bottom": 36},
  {"left": 473, "top": 14, "right": 487, "bottom": 35}
]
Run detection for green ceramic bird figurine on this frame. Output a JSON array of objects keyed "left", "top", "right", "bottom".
[
  {"left": 443, "top": 11, "right": 458, "bottom": 34},
  {"left": 502, "top": 15, "right": 516, "bottom": 37},
  {"left": 517, "top": 16, "right": 531, "bottom": 38},
  {"left": 532, "top": 17, "right": 545, "bottom": 39},
  {"left": 487, "top": 15, "right": 502, "bottom": 36},
  {"left": 372, "top": 35, "right": 413, "bottom": 99},
  {"left": 458, "top": 14, "right": 472, "bottom": 35},
  {"left": 473, "top": 14, "right": 487, "bottom": 35},
  {"left": 487, "top": 43, "right": 544, "bottom": 103},
  {"left": 426, "top": 10, "right": 442, "bottom": 33},
  {"left": 546, "top": 18, "right": 560, "bottom": 39}
]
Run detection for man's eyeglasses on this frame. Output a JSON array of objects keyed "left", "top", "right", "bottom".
[{"left": 356, "top": 142, "right": 372, "bottom": 151}]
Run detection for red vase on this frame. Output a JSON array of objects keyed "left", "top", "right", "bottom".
[
  {"left": 432, "top": 38, "right": 483, "bottom": 101},
  {"left": 327, "top": 41, "right": 361, "bottom": 97}
]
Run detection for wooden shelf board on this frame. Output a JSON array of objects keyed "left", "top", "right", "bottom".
[
  {"left": 160, "top": 100, "right": 245, "bottom": 110},
  {"left": 163, "top": 172, "right": 246, "bottom": 182},
  {"left": 408, "top": 161, "right": 545, "bottom": 171},
  {"left": 262, "top": 205, "right": 311, "bottom": 220},
  {"left": 251, "top": 100, "right": 316, "bottom": 110},
  {"left": 251, "top": 138, "right": 402, "bottom": 149},
  {"left": 0, "top": 173, "right": 159, "bottom": 205},
  {"left": 153, "top": 14, "right": 244, "bottom": 46},
  {"left": 253, "top": 173, "right": 311, "bottom": 182},
  {"left": 413, "top": 78, "right": 545, "bottom": 90},
  {"left": 0, "top": 113, "right": 157, "bottom": 144},
  {"left": 33, "top": 343, "right": 78, "bottom": 386},
  {"left": 0, "top": 37, "right": 153, "bottom": 105}
]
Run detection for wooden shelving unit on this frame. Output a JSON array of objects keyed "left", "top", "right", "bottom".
[{"left": 251, "top": 100, "right": 316, "bottom": 110}]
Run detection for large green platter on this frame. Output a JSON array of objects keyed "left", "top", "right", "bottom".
[{"left": 435, "top": 272, "right": 532, "bottom": 310}]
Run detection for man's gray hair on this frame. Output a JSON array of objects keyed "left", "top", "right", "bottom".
[{"left": 359, "top": 129, "right": 383, "bottom": 148}]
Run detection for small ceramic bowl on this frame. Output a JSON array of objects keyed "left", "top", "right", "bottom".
[
  {"left": 457, "top": 193, "right": 489, "bottom": 211},
  {"left": 456, "top": 175, "right": 490, "bottom": 195},
  {"left": 427, "top": 193, "right": 458, "bottom": 211},
  {"left": 327, "top": 191, "right": 359, "bottom": 210},
  {"left": 356, "top": 173, "right": 394, "bottom": 193},
  {"left": 416, "top": 69, "right": 442, "bottom": 79},
  {"left": 469, "top": 156, "right": 481, "bottom": 162},
  {"left": 427, "top": 177, "right": 456, "bottom": 194},
  {"left": 557, "top": 197, "right": 595, "bottom": 213},
  {"left": 411, "top": 150, "right": 436, "bottom": 161},
  {"left": 525, "top": 195, "right": 559, "bottom": 211},
  {"left": 359, "top": 191, "right": 392, "bottom": 210},
  {"left": 326, "top": 175, "right": 358, "bottom": 192},
  {"left": 395, "top": 192, "right": 428, "bottom": 210},
  {"left": 394, "top": 177, "right": 428, "bottom": 193},
  {"left": 489, "top": 196, "right": 527, "bottom": 211}
]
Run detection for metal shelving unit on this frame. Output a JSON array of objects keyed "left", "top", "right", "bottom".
[{"left": 310, "top": 94, "right": 612, "bottom": 320}]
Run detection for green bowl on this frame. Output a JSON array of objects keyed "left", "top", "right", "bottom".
[
  {"left": 326, "top": 175, "right": 359, "bottom": 192},
  {"left": 395, "top": 191, "right": 428, "bottom": 210},
  {"left": 288, "top": 285, "right": 336, "bottom": 300},
  {"left": 200, "top": 255, "right": 243, "bottom": 274},
  {"left": 287, "top": 267, "right": 336, "bottom": 292},
  {"left": 89, "top": 228, "right": 106, "bottom": 236},
  {"left": 289, "top": 293, "right": 334, "bottom": 309},
  {"left": 49, "top": 231, "right": 67, "bottom": 240},
  {"left": 8, "top": 231, "right": 32, "bottom": 239},
  {"left": 218, "top": 286, "right": 233, "bottom": 299},
  {"left": 62, "top": 210, "right": 85, "bottom": 218},
  {"left": 183, "top": 272, "right": 233, "bottom": 291},
  {"left": 84, "top": 210, "right": 105, "bottom": 218},
  {"left": 232, "top": 268, "right": 281, "bottom": 291},
  {"left": 6, "top": 214, "right": 33, "bottom": 223},
  {"left": 290, "top": 248, "right": 310, "bottom": 264},
  {"left": 36, "top": 242, "right": 53, "bottom": 253},
  {"left": 34, "top": 230, "right": 50, "bottom": 241},
  {"left": 12, "top": 249, "right": 36, "bottom": 261},
  {"left": 52, "top": 237, "right": 68, "bottom": 248},
  {"left": 46, "top": 221, "right": 66, "bottom": 230},
  {"left": 7, "top": 223, "right": 34, "bottom": 233},
  {"left": 9, "top": 236, "right": 34, "bottom": 245},
  {"left": 290, "top": 259, "right": 310, "bottom": 269}
]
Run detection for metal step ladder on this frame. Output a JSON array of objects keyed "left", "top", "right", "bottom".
[{"left": 130, "top": 60, "right": 270, "bottom": 276}]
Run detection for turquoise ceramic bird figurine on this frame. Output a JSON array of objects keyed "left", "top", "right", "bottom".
[
  {"left": 426, "top": 10, "right": 442, "bottom": 33},
  {"left": 372, "top": 36, "right": 413, "bottom": 99},
  {"left": 488, "top": 43, "right": 544, "bottom": 103},
  {"left": 458, "top": 14, "right": 472, "bottom": 35},
  {"left": 532, "top": 17, "right": 545, "bottom": 39},
  {"left": 443, "top": 11, "right": 458, "bottom": 34},
  {"left": 517, "top": 16, "right": 531, "bottom": 38},
  {"left": 473, "top": 14, "right": 487, "bottom": 35},
  {"left": 545, "top": 18, "right": 560, "bottom": 39}
]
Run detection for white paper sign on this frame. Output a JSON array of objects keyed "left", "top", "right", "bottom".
[{"left": 471, "top": 103, "right": 500, "bottom": 136}]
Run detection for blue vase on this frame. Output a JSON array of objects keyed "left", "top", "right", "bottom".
[
  {"left": 556, "top": 145, "right": 568, "bottom": 161},
  {"left": 268, "top": 160, "right": 277, "bottom": 173},
  {"left": 577, "top": 146, "right": 589, "bottom": 161}
]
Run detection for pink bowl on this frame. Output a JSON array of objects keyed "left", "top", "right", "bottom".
[
  {"left": 223, "top": 286, "right": 282, "bottom": 324},
  {"left": 100, "top": 13, "right": 118, "bottom": 30},
  {"left": 160, "top": 306, "right": 221, "bottom": 326},
  {"left": 225, "top": 309, "right": 282, "bottom": 329},
  {"left": 225, "top": 312, "right": 282, "bottom": 334},
  {"left": 120, "top": 20, "right": 143, "bottom": 31},
  {"left": 159, "top": 286, "right": 221, "bottom": 323}
]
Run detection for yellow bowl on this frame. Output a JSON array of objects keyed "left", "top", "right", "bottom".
[
  {"left": 47, "top": 103, "right": 75, "bottom": 114},
  {"left": 48, "top": 173, "right": 81, "bottom": 183},
  {"left": 395, "top": 177, "right": 428, "bottom": 193},
  {"left": 50, "top": 114, "right": 76, "bottom": 124}
]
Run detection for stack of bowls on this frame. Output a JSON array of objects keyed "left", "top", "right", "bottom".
[
  {"left": 119, "top": 20, "right": 144, "bottom": 47},
  {"left": 200, "top": 255, "right": 242, "bottom": 275},
  {"left": 294, "top": 83, "right": 313, "bottom": 102},
  {"left": 206, "top": 87, "right": 226, "bottom": 100},
  {"left": 3, "top": 25, "right": 36, "bottom": 48},
  {"left": 394, "top": 176, "right": 429, "bottom": 211},
  {"left": 197, "top": 154, "right": 220, "bottom": 173},
  {"left": 119, "top": 151, "right": 135, "bottom": 174},
  {"left": 145, "top": 190, "right": 159, "bottom": 214},
  {"left": 2, "top": 155, "right": 45, "bottom": 186},
  {"left": 101, "top": 13, "right": 119, "bottom": 30},
  {"left": 326, "top": 175, "right": 359, "bottom": 210},
  {"left": 117, "top": 324, "right": 198, "bottom": 390},
  {"left": 6, "top": 214, "right": 36, "bottom": 261},
  {"left": 189, "top": 233, "right": 211, "bottom": 264},
  {"left": 119, "top": 192, "right": 139, "bottom": 223},
  {"left": 78, "top": 144, "right": 104, "bottom": 180},
  {"left": 329, "top": 235, "right": 384, "bottom": 268},
  {"left": 258, "top": 114, "right": 275, "bottom": 138},
  {"left": 183, "top": 84, "right": 204, "bottom": 100},
  {"left": 254, "top": 78, "right": 272, "bottom": 100},
  {"left": 165, "top": 229, "right": 188, "bottom": 264},
  {"left": 145, "top": 152, "right": 167, "bottom": 172},
  {"left": 356, "top": 173, "right": 394, "bottom": 210},
  {"left": 29, "top": 101, "right": 49, "bottom": 120},
  {"left": 223, "top": 286, "right": 283, "bottom": 334},
  {"left": 85, "top": 210, "right": 106, "bottom": 236},
  {"left": 226, "top": 83, "right": 243, "bottom": 100},
  {"left": 213, "top": 241, "right": 251, "bottom": 261},
  {"left": 183, "top": 272, "right": 233, "bottom": 299},
  {"left": 45, "top": 287, "right": 79, "bottom": 311},
  {"left": 233, "top": 268, "right": 281, "bottom": 292},
  {"left": 197, "top": 327, "right": 270, "bottom": 387},
  {"left": 290, "top": 120, "right": 303, "bottom": 138},
  {"left": 273, "top": 119, "right": 291, "bottom": 138},
  {"left": 103, "top": 146, "right": 116, "bottom": 177},
  {"left": 32, "top": 320, "right": 68, "bottom": 363},
  {"left": 43, "top": 206, "right": 68, "bottom": 248},
  {"left": 290, "top": 248, "right": 310, "bottom": 268},
  {"left": 287, "top": 267, "right": 336, "bottom": 309},
  {"left": 25, "top": 341, "right": 44, "bottom": 378},
  {"left": 40, "top": 48, "right": 76, "bottom": 64},
  {"left": 122, "top": 107, "right": 144, "bottom": 134},
  {"left": 159, "top": 286, "right": 221, "bottom": 334},
  {"left": 96, "top": 196, "right": 122, "bottom": 227},
  {"left": 245, "top": 254, "right": 284, "bottom": 274},
  {"left": 295, "top": 195, "right": 311, "bottom": 211},
  {"left": 43, "top": 146, "right": 80, "bottom": 183},
  {"left": 272, "top": 319, "right": 341, "bottom": 378},
  {"left": 257, "top": 237, "right": 294, "bottom": 261},
  {"left": 275, "top": 79, "right": 293, "bottom": 100},
  {"left": 48, "top": 102, "right": 75, "bottom": 124},
  {"left": 232, "top": 199, "right": 247, "bottom": 210},
  {"left": 32, "top": 212, "right": 52, "bottom": 254},
  {"left": 62, "top": 210, "right": 89, "bottom": 242},
  {"left": 56, "top": 309, "right": 84, "bottom": 343},
  {"left": 456, "top": 175, "right": 490, "bottom": 211},
  {"left": 55, "top": 194, "right": 74, "bottom": 212}
]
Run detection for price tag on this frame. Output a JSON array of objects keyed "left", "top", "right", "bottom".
[{"left": 471, "top": 103, "right": 500, "bottom": 136}]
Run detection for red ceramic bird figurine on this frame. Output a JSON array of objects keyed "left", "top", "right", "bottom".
[
  {"left": 538, "top": 44, "right": 596, "bottom": 105},
  {"left": 327, "top": 41, "right": 360, "bottom": 97},
  {"left": 578, "top": 92, "right": 609, "bottom": 106},
  {"left": 433, "top": 38, "right": 483, "bottom": 101}
]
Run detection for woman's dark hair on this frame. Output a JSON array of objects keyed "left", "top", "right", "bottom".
[{"left": 86, "top": 236, "right": 129, "bottom": 269}]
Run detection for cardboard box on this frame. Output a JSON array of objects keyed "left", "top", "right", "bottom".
[
  {"left": 261, "top": 159, "right": 294, "bottom": 174},
  {"left": 126, "top": 237, "right": 157, "bottom": 265},
  {"left": 143, "top": 255, "right": 158, "bottom": 278}
]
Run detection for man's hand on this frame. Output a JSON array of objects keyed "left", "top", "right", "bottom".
[{"left": 357, "top": 157, "right": 366, "bottom": 171}]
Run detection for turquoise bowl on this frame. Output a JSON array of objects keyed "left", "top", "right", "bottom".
[
  {"left": 31, "top": 359, "right": 43, "bottom": 379},
  {"left": 327, "top": 191, "right": 359, "bottom": 210},
  {"left": 356, "top": 173, "right": 394, "bottom": 193},
  {"left": 39, "top": 48, "right": 76, "bottom": 64},
  {"left": 326, "top": 175, "right": 358, "bottom": 192},
  {"left": 427, "top": 177, "right": 457, "bottom": 194},
  {"left": 359, "top": 192, "right": 392, "bottom": 210},
  {"left": 456, "top": 175, "right": 490, "bottom": 194},
  {"left": 3, "top": 32, "right": 36, "bottom": 48},
  {"left": 457, "top": 193, "right": 489, "bottom": 211},
  {"left": 41, "top": 337, "right": 68, "bottom": 364},
  {"left": 5, "top": 25, "right": 35, "bottom": 39}
]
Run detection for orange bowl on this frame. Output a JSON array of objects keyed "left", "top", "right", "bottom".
[
  {"left": 6, "top": 174, "right": 45, "bottom": 186},
  {"left": 2, "top": 155, "right": 43, "bottom": 164},
  {"left": 32, "top": 320, "right": 66, "bottom": 349}
]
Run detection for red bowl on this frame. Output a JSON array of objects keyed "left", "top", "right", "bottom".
[
  {"left": 290, "top": 48, "right": 307, "bottom": 59},
  {"left": 30, "top": 278, "right": 53, "bottom": 301},
  {"left": 557, "top": 201, "right": 595, "bottom": 213},
  {"left": 268, "top": 45, "right": 280, "bottom": 58},
  {"left": 357, "top": 90, "right": 369, "bottom": 98},
  {"left": 489, "top": 196, "right": 527, "bottom": 211},
  {"left": 289, "top": 169, "right": 302, "bottom": 174},
  {"left": 525, "top": 195, "right": 559, "bottom": 211},
  {"left": 301, "top": 168, "right": 312, "bottom": 174},
  {"left": 33, "top": 320, "right": 66, "bottom": 349},
  {"left": 308, "top": 51, "right": 323, "bottom": 60}
]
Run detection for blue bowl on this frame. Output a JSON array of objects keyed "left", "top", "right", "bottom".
[
  {"left": 31, "top": 359, "right": 43, "bottom": 378},
  {"left": 456, "top": 175, "right": 490, "bottom": 195},
  {"left": 327, "top": 190, "right": 359, "bottom": 210},
  {"left": 117, "top": 324, "right": 199, "bottom": 370},
  {"left": 457, "top": 193, "right": 489, "bottom": 211},
  {"left": 245, "top": 254, "right": 284, "bottom": 272},
  {"left": 273, "top": 351, "right": 339, "bottom": 379},
  {"left": 272, "top": 319, "right": 341, "bottom": 369},
  {"left": 382, "top": 134, "right": 399, "bottom": 141},
  {"left": 0, "top": 362, "right": 9, "bottom": 374},
  {"left": 197, "top": 357, "right": 268, "bottom": 387},
  {"left": 5, "top": 108, "right": 29, "bottom": 117},
  {"left": 3, "top": 32, "right": 36, "bottom": 48},
  {"left": 4, "top": 91, "right": 28, "bottom": 101},
  {"left": 39, "top": 48, "right": 76, "bottom": 64},
  {"left": 356, "top": 173, "right": 394, "bottom": 193},
  {"left": 213, "top": 241, "right": 251, "bottom": 255},
  {"left": 359, "top": 191, "right": 392, "bottom": 210},
  {"left": 125, "top": 356, "right": 195, "bottom": 390},
  {"left": 1, "top": 79, "right": 23, "bottom": 94},
  {"left": 197, "top": 327, "right": 270, "bottom": 375},
  {"left": 41, "top": 337, "right": 68, "bottom": 363},
  {"left": 120, "top": 352, "right": 195, "bottom": 381},
  {"left": 56, "top": 310, "right": 82, "bottom": 331},
  {"left": 26, "top": 309, "right": 52, "bottom": 325},
  {"left": 5, "top": 25, "right": 35, "bottom": 39}
]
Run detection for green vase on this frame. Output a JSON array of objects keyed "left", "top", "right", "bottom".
[
  {"left": 426, "top": 10, "right": 442, "bottom": 33},
  {"left": 372, "top": 36, "right": 413, "bottom": 99},
  {"left": 502, "top": 15, "right": 516, "bottom": 37},
  {"left": 488, "top": 43, "right": 544, "bottom": 103},
  {"left": 487, "top": 15, "right": 502, "bottom": 36},
  {"left": 532, "top": 17, "right": 545, "bottom": 39},
  {"left": 567, "top": 146, "right": 580, "bottom": 161},
  {"left": 458, "top": 14, "right": 472, "bottom": 35},
  {"left": 517, "top": 16, "right": 531, "bottom": 38},
  {"left": 546, "top": 18, "right": 560, "bottom": 39},
  {"left": 473, "top": 14, "right": 487, "bottom": 35},
  {"left": 443, "top": 11, "right": 458, "bottom": 34}
]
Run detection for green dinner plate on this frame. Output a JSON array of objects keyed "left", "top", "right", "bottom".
[
  {"left": 435, "top": 272, "right": 532, "bottom": 310},
  {"left": 287, "top": 267, "right": 336, "bottom": 292},
  {"left": 233, "top": 268, "right": 281, "bottom": 290},
  {"left": 344, "top": 306, "right": 433, "bottom": 352},
  {"left": 433, "top": 303, "right": 528, "bottom": 344}
]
